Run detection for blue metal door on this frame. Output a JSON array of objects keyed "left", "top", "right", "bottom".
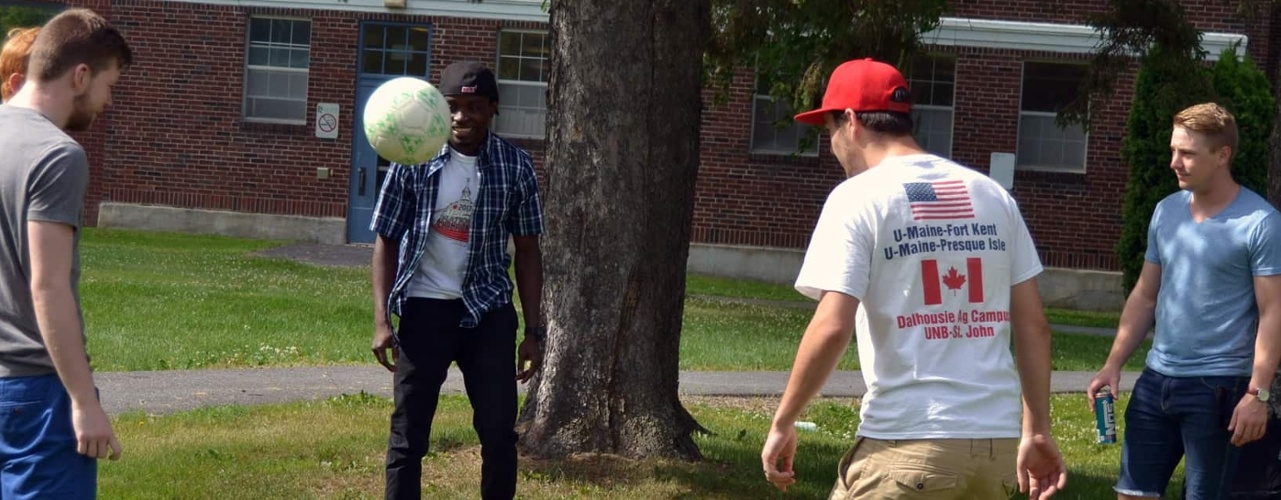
[{"left": 347, "top": 22, "right": 433, "bottom": 243}]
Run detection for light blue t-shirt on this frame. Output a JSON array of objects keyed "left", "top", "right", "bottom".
[{"left": 1145, "top": 188, "right": 1281, "bottom": 377}]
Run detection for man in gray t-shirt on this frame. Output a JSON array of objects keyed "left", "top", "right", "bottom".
[
  {"left": 0, "top": 8, "right": 132, "bottom": 497},
  {"left": 0, "top": 105, "right": 89, "bottom": 376}
]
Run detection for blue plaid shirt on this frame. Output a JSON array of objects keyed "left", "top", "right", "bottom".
[{"left": 371, "top": 132, "right": 543, "bottom": 328}]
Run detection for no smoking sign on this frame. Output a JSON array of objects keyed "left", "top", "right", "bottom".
[{"left": 315, "top": 103, "right": 340, "bottom": 139}]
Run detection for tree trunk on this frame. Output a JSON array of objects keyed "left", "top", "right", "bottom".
[{"left": 516, "top": 0, "right": 710, "bottom": 460}]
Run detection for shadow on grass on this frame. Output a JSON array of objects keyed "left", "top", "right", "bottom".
[
  {"left": 1009, "top": 469, "right": 1184, "bottom": 500},
  {"left": 516, "top": 438, "right": 848, "bottom": 498},
  {"left": 514, "top": 446, "right": 1176, "bottom": 500}
]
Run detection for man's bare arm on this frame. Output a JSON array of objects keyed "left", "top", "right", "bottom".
[
  {"left": 28, "top": 220, "right": 120, "bottom": 460},
  {"left": 1010, "top": 278, "right": 1052, "bottom": 435}
]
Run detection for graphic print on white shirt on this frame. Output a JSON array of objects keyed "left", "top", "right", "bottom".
[
  {"left": 794, "top": 154, "right": 1042, "bottom": 441},
  {"left": 407, "top": 150, "right": 480, "bottom": 299},
  {"left": 432, "top": 182, "right": 474, "bottom": 243}
]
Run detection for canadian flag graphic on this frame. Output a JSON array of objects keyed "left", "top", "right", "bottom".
[{"left": 921, "top": 258, "right": 984, "bottom": 306}]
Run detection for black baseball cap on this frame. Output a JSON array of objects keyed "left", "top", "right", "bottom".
[{"left": 439, "top": 61, "right": 500, "bottom": 102}]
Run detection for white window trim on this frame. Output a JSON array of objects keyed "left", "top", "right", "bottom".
[
  {"left": 1015, "top": 110, "right": 1089, "bottom": 173},
  {"left": 923, "top": 17, "right": 1247, "bottom": 60},
  {"left": 749, "top": 93, "right": 818, "bottom": 157},
  {"left": 494, "top": 81, "right": 547, "bottom": 139},
  {"left": 494, "top": 29, "right": 549, "bottom": 139},
  {"left": 242, "top": 16, "right": 311, "bottom": 125},
  {"left": 912, "top": 103, "right": 955, "bottom": 159}
]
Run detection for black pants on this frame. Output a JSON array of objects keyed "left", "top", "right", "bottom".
[{"left": 385, "top": 298, "right": 518, "bottom": 500}]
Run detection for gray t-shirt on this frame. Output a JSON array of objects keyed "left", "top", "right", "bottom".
[{"left": 0, "top": 105, "right": 88, "bottom": 377}]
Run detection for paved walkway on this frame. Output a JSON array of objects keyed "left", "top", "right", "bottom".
[
  {"left": 88, "top": 243, "right": 1124, "bottom": 416},
  {"left": 95, "top": 366, "right": 1121, "bottom": 416}
]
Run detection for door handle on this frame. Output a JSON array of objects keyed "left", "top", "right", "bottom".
[{"left": 358, "top": 167, "right": 367, "bottom": 196}]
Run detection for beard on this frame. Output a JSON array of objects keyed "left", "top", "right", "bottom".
[{"left": 63, "top": 94, "right": 98, "bottom": 132}]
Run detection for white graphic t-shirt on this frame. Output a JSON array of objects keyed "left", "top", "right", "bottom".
[
  {"left": 407, "top": 148, "right": 480, "bottom": 299},
  {"left": 795, "top": 154, "right": 1042, "bottom": 440}
]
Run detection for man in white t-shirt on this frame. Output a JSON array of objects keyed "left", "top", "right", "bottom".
[{"left": 760, "top": 58, "right": 1067, "bottom": 499}]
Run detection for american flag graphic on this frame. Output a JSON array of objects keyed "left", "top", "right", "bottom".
[{"left": 903, "top": 180, "right": 974, "bottom": 221}]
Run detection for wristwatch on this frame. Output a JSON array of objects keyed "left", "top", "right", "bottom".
[{"left": 1248, "top": 387, "right": 1271, "bottom": 403}]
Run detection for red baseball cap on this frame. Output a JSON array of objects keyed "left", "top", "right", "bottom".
[{"left": 793, "top": 58, "right": 912, "bottom": 126}]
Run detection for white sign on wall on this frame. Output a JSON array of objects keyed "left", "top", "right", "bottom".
[
  {"left": 989, "top": 152, "right": 1016, "bottom": 190},
  {"left": 315, "top": 103, "right": 340, "bottom": 139}
]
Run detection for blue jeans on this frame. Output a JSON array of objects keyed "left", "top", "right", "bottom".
[
  {"left": 0, "top": 374, "right": 96, "bottom": 499},
  {"left": 1116, "top": 368, "right": 1248, "bottom": 499}
]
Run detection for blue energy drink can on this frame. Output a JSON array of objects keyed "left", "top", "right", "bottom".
[{"left": 1094, "top": 386, "right": 1117, "bottom": 444}]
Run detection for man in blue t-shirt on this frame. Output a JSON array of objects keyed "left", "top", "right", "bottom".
[{"left": 1088, "top": 103, "right": 1281, "bottom": 500}]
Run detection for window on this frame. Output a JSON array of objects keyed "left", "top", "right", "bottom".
[
  {"left": 360, "top": 24, "right": 430, "bottom": 77},
  {"left": 1017, "top": 62, "right": 1088, "bottom": 172},
  {"left": 494, "top": 30, "right": 549, "bottom": 139},
  {"left": 751, "top": 75, "right": 817, "bottom": 156},
  {"left": 907, "top": 55, "right": 955, "bottom": 158},
  {"left": 244, "top": 18, "right": 311, "bottom": 124}
]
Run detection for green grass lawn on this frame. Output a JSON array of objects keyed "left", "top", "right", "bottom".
[
  {"left": 687, "top": 274, "right": 1124, "bottom": 328},
  {"left": 79, "top": 229, "right": 1139, "bottom": 372},
  {"left": 81, "top": 229, "right": 371, "bottom": 371},
  {"left": 98, "top": 393, "right": 1175, "bottom": 499}
]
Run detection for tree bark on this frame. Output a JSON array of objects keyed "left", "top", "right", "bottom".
[{"left": 516, "top": 0, "right": 710, "bottom": 460}]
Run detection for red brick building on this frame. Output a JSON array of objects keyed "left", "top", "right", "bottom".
[{"left": 24, "top": 0, "right": 1279, "bottom": 305}]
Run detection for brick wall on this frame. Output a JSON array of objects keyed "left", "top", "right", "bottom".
[
  {"left": 943, "top": 0, "right": 1270, "bottom": 270},
  {"left": 694, "top": 0, "right": 1272, "bottom": 271},
  {"left": 947, "top": 47, "right": 1135, "bottom": 270},
  {"left": 64, "top": 0, "right": 547, "bottom": 226},
  {"left": 693, "top": 72, "right": 843, "bottom": 250},
  {"left": 64, "top": 0, "right": 1272, "bottom": 271}
]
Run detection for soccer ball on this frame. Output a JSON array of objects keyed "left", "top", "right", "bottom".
[{"left": 363, "top": 77, "right": 452, "bottom": 165}]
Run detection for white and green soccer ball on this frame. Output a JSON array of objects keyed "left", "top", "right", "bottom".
[{"left": 363, "top": 77, "right": 451, "bottom": 165}]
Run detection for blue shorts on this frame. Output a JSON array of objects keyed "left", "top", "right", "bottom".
[
  {"left": 1116, "top": 368, "right": 1247, "bottom": 500},
  {"left": 0, "top": 374, "right": 96, "bottom": 499}
]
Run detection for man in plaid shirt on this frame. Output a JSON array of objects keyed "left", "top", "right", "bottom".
[{"left": 370, "top": 61, "right": 545, "bottom": 500}]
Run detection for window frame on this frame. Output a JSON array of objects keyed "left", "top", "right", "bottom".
[
  {"left": 357, "top": 22, "right": 432, "bottom": 79},
  {"left": 242, "top": 16, "right": 313, "bottom": 125},
  {"left": 493, "top": 28, "right": 550, "bottom": 140},
  {"left": 1015, "top": 60, "right": 1090, "bottom": 173},
  {"left": 906, "top": 54, "right": 956, "bottom": 159},
  {"left": 749, "top": 74, "right": 819, "bottom": 157}
]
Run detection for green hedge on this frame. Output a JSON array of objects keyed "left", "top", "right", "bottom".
[
  {"left": 1115, "top": 48, "right": 1274, "bottom": 294},
  {"left": 0, "top": 6, "right": 56, "bottom": 35},
  {"left": 1212, "top": 50, "right": 1276, "bottom": 198}
]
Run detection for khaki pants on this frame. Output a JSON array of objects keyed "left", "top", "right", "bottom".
[{"left": 829, "top": 437, "right": 1019, "bottom": 500}]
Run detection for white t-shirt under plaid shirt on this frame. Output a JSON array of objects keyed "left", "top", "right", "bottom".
[
  {"left": 795, "top": 153, "right": 1042, "bottom": 440},
  {"left": 371, "top": 132, "right": 543, "bottom": 328}
]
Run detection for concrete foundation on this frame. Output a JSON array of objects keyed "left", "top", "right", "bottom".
[
  {"left": 687, "top": 243, "right": 1124, "bottom": 312},
  {"left": 97, "top": 203, "right": 346, "bottom": 245}
]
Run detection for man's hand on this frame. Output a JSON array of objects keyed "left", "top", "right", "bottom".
[
  {"left": 761, "top": 424, "right": 798, "bottom": 492},
  {"left": 1018, "top": 433, "right": 1066, "bottom": 499},
  {"left": 516, "top": 337, "right": 542, "bottom": 383},
  {"left": 1229, "top": 395, "right": 1269, "bottom": 446},
  {"left": 1086, "top": 367, "right": 1121, "bottom": 410},
  {"left": 72, "top": 401, "right": 121, "bottom": 460},
  {"left": 371, "top": 324, "right": 397, "bottom": 372}
]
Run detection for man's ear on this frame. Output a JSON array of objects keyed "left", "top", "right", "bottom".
[
  {"left": 71, "top": 63, "right": 93, "bottom": 94},
  {"left": 845, "top": 109, "right": 862, "bottom": 138},
  {"left": 4, "top": 73, "right": 23, "bottom": 98}
]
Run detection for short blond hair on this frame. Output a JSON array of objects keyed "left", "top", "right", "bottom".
[
  {"left": 1, "top": 27, "right": 38, "bottom": 101},
  {"left": 1174, "top": 103, "right": 1238, "bottom": 158}
]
